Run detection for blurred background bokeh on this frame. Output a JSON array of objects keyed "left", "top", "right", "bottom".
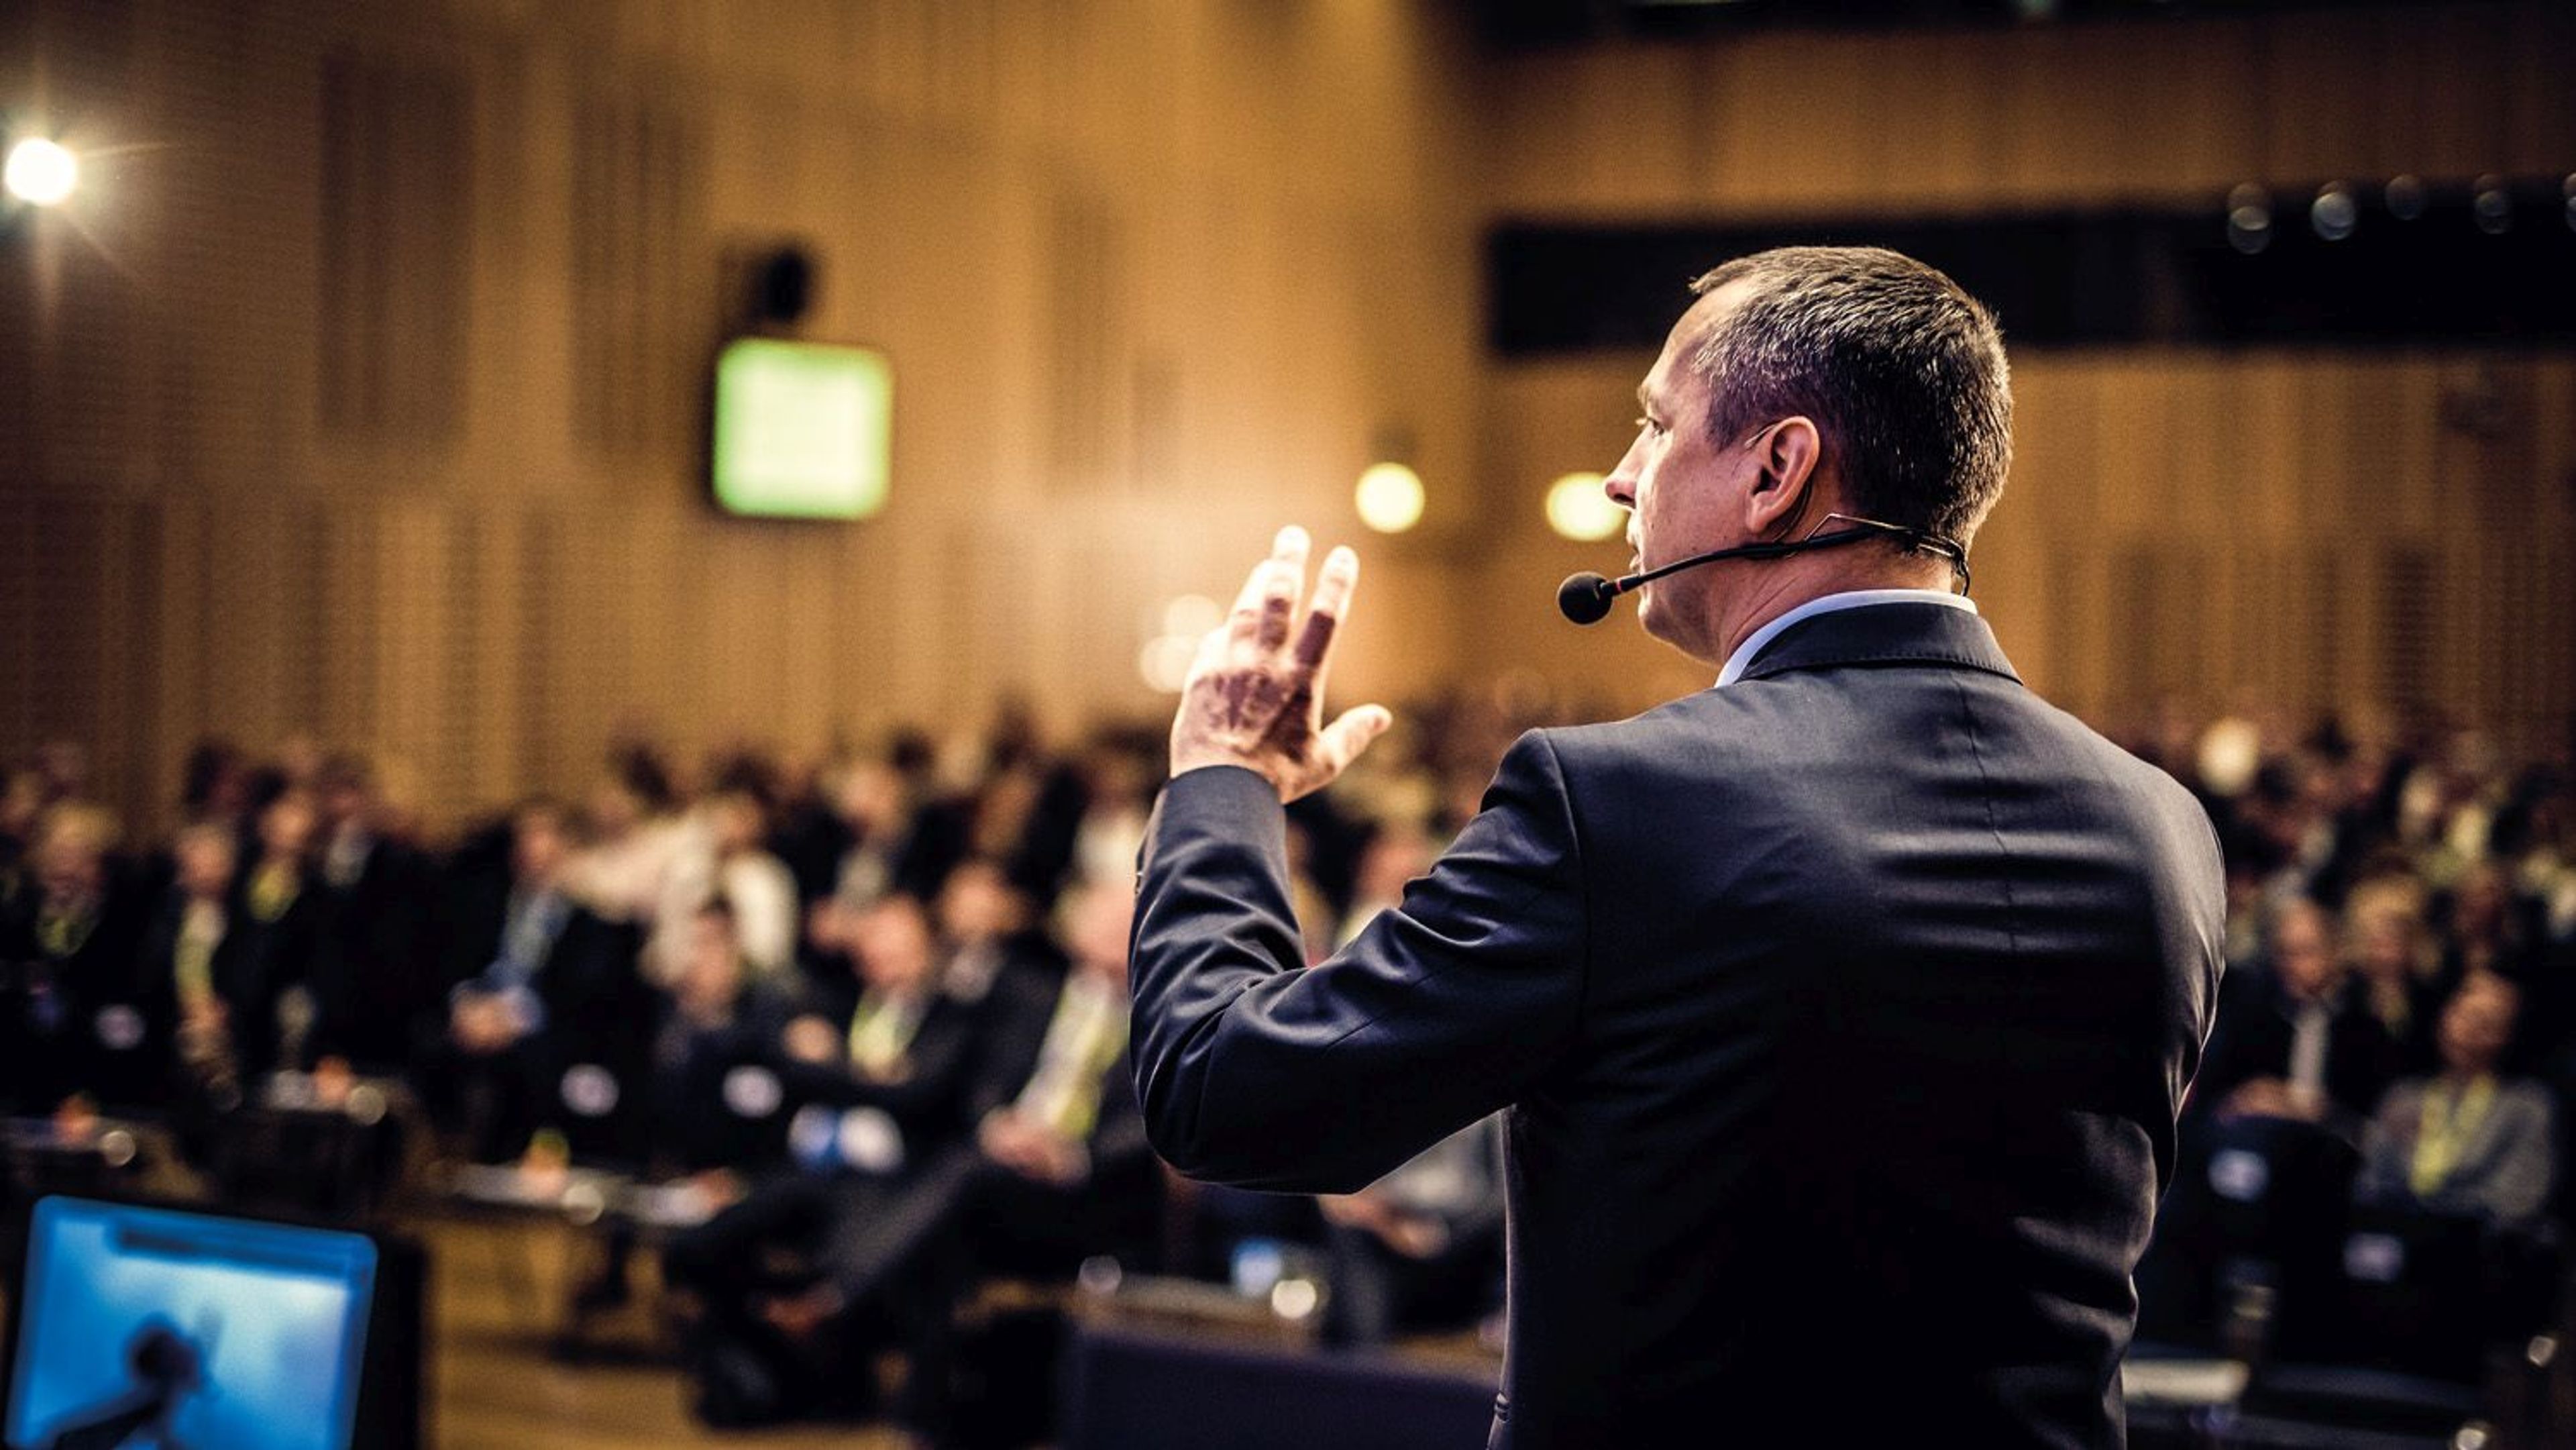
[{"left": 3, "top": 0, "right": 2569, "bottom": 835}]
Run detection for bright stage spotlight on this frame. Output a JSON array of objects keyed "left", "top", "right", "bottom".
[{"left": 4, "top": 137, "right": 77, "bottom": 207}]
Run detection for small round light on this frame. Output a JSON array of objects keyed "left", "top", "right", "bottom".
[
  {"left": 2311, "top": 183, "right": 2357, "bottom": 241},
  {"left": 2562, "top": 174, "right": 2575, "bottom": 232},
  {"left": 2385, "top": 174, "right": 2428, "bottom": 221},
  {"left": 562, "top": 1181, "right": 607, "bottom": 1225},
  {"left": 1545, "top": 472, "right": 1623, "bottom": 541},
  {"left": 1354, "top": 462, "right": 1424, "bottom": 534},
  {"left": 1269, "top": 1278, "right": 1320, "bottom": 1320},
  {"left": 3, "top": 138, "right": 77, "bottom": 207},
  {"left": 2473, "top": 174, "right": 2512, "bottom": 235}
]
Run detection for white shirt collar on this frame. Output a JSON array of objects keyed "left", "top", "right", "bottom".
[{"left": 1715, "top": 588, "right": 1978, "bottom": 688}]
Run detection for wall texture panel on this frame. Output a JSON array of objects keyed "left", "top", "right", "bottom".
[{"left": 0, "top": 0, "right": 2567, "bottom": 837}]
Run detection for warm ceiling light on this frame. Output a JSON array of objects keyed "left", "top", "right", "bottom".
[
  {"left": 1354, "top": 462, "right": 1424, "bottom": 534},
  {"left": 4, "top": 138, "right": 77, "bottom": 207},
  {"left": 1546, "top": 472, "right": 1622, "bottom": 541}
]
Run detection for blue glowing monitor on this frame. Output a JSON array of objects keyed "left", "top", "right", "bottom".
[
  {"left": 710, "top": 337, "right": 894, "bottom": 520},
  {"left": 5, "top": 1196, "right": 378, "bottom": 1450}
]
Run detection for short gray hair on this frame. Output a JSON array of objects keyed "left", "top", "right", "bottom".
[{"left": 1688, "top": 246, "right": 2012, "bottom": 551}]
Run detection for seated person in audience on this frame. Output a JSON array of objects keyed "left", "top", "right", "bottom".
[
  {"left": 2345, "top": 875, "right": 2445, "bottom": 1076},
  {"left": 931, "top": 856, "right": 1063, "bottom": 1003},
  {"left": 124, "top": 822, "right": 254, "bottom": 1115},
  {"left": 769, "top": 894, "right": 1006, "bottom": 1140},
  {"left": 823, "top": 754, "right": 946, "bottom": 915},
  {"left": 652, "top": 784, "right": 799, "bottom": 990},
  {"left": 302, "top": 753, "right": 440, "bottom": 1076},
  {"left": 2440, "top": 859, "right": 2538, "bottom": 991},
  {"left": 652, "top": 898, "right": 800, "bottom": 1180},
  {"left": 0, "top": 803, "right": 149, "bottom": 1117},
  {"left": 2357, "top": 972, "right": 2556, "bottom": 1232},
  {"left": 424, "top": 799, "right": 647, "bottom": 1163},
  {"left": 957, "top": 878, "right": 1158, "bottom": 1269},
  {"left": 2194, "top": 894, "right": 2402, "bottom": 1134},
  {"left": 871, "top": 876, "right": 1160, "bottom": 1442},
  {"left": 223, "top": 786, "right": 323, "bottom": 1078},
  {"left": 1319, "top": 1115, "right": 1507, "bottom": 1349},
  {"left": 574, "top": 897, "right": 798, "bottom": 1316},
  {"left": 660, "top": 892, "right": 1023, "bottom": 1429},
  {"left": 561, "top": 744, "right": 684, "bottom": 928}
]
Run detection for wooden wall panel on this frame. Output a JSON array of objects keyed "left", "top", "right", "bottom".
[
  {"left": 1470, "top": 1, "right": 2569, "bottom": 759},
  {"left": 1479, "top": 350, "right": 2575, "bottom": 754},
  {"left": 2, "top": 0, "right": 2569, "bottom": 837}
]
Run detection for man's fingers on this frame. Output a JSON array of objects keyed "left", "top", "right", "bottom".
[
  {"left": 1257, "top": 526, "right": 1309, "bottom": 652},
  {"left": 1229, "top": 525, "right": 1309, "bottom": 654},
  {"left": 1294, "top": 544, "right": 1358, "bottom": 672}
]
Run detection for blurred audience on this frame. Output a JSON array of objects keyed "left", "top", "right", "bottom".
[{"left": 5, "top": 690, "right": 2573, "bottom": 1433}]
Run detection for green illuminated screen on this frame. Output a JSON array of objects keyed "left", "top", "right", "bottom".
[{"left": 710, "top": 338, "right": 892, "bottom": 520}]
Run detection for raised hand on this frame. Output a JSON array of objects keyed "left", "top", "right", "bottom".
[{"left": 1169, "top": 525, "right": 1393, "bottom": 803}]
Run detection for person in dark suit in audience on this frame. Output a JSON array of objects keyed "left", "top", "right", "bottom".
[
  {"left": 423, "top": 798, "right": 647, "bottom": 1163},
  {"left": 573, "top": 896, "right": 802, "bottom": 1318},
  {"left": 1129, "top": 248, "right": 2226, "bottom": 1447},
  {"left": 928, "top": 856, "right": 1065, "bottom": 1003},
  {"left": 303, "top": 754, "right": 440, "bottom": 1075},
  {"left": 651, "top": 897, "right": 801, "bottom": 1180},
  {"left": 1, "top": 803, "right": 150, "bottom": 1116},
  {"left": 877, "top": 876, "right": 1158, "bottom": 1444},
  {"left": 2196, "top": 894, "right": 2402, "bottom": 1134},
  {"left": 221, "top": 787, "right": 322, "bottom": 1080},
  {"left": 953, "top": 876, "right": 1158, "bottom": 1274},
  {"left": 118, "top": 822, "right": 252, "bottom": 1115}
]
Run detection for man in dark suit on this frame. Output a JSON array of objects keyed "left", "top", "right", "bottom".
[
  {"left": 0, "top": 803, "right": 150, "bottom": 1115},
  {"left": 422, "top": 799, "right": 648, "bottom": 1163},
  {"left": 1130, "top": 247, "right": 2226, "bottom": 1448},
  {"left": 303, "top": 754, "right": 440, "bottom": 1074},
  {"left": 2192, "top": 894, "right": 2401, "bottom": 1133}
]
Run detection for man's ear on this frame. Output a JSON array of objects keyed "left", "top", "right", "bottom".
[{"left": 1743, "top": 415, "right": 1824, "bottom": 538}]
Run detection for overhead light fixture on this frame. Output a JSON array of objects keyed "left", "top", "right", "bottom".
[
  {"left": 1545, "top": 473, "right": 1623, "bottom": 542},
  {"left": 3, "top": 137, "right": 77, "bottom": 207},
  {"left": 1355, "top": 462, "right": 1424, "bottom": 535}
]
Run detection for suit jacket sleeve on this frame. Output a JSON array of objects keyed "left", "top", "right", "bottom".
[{"left": 1130, "top": 733, "right": 1588, "bottom": 1194}]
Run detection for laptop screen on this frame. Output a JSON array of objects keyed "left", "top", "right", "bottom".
[{"left": 5, "top": 1196, "right": 378, "bottom": 1450}]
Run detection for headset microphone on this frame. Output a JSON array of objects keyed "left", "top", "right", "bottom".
[
  {"left": 1556, "top": 571, "right": 1621, "bottom": 625},
  {"left": 1556, "top": 518, "right": 1970, "bottom": 625}
]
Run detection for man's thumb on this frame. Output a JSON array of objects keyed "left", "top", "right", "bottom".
[{"left": 1319, "top": 704, "right": 1394, "bottom": 769}]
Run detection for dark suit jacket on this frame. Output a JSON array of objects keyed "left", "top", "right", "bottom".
[
  {"left": 0, "top": 865, "right": 153, "bottom": 1112},
  {"left": 1132, "top": 602, "right": 2226, "bottom": 1449},
  {"left": 305, "top": 837, "right": 441, "bottom": 1070},
  {"left": 110, "top": 889, "right": 261, "bottom": 1110}
]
